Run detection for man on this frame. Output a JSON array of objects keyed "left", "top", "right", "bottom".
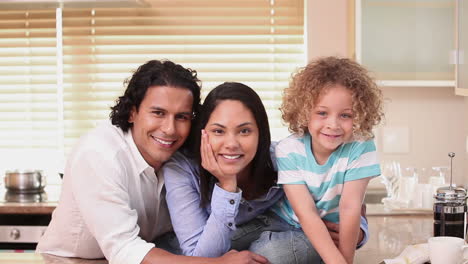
[{"left": 36, "top": 60, "right": 268, "bottom": 264}]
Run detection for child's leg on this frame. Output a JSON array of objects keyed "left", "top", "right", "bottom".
[
  {"left": 244, "top": 211, "right": 323, "bottom": 264},
  {"left": 231, "top": 215, "right": 270, "bottom": 251}
]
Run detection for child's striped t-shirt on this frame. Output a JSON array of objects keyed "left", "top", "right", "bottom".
[{"left": 271, "top": 133, "right": 381, "bottom": 226}]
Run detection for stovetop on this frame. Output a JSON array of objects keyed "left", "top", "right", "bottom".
[{"left": 0, "top": 184, "right": 61, "bottom": 204}]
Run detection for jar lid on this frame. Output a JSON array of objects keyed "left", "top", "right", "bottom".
[{"left": 435, "top": 186, "right": 467, "bottom": 201}]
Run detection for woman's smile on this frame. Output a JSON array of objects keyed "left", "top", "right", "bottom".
[{"left": 205, "top": 100, "right": 259, "bottom": 176}]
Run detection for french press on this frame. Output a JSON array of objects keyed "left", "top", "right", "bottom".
[{"left": 433, "top": 152, "right": 467, "bottom": 240}]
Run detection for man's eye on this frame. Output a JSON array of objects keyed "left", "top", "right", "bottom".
[
  {"left": 153, "top": 111, "right": 164, "bottom": 116},
  {"left": 175, "top": 114, "right": 191, "bottom": 121}
]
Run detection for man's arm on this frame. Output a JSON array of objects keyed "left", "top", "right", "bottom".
[{"left": 71, "top": 151, "right": 156, "bottom": 264}]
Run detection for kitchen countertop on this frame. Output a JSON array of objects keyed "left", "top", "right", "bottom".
[
  {"left": 366, "top": 203, "right": 433, "bottom": 216},
  {"left": 0, "top": 185, "right": 60, "bottom": 214},
  {"left": 0, "top": 253, "right": 107, "bottom": 264},
  {"left": 355, "top": 214, "right": 433, "bottom": 263},
  {"left": 0, "top": 214, "right": 435, "bottom": 264}
]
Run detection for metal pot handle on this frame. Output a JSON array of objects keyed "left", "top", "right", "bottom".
[{"left": 41, "top": 175, "right": 47, "bottom": 187}]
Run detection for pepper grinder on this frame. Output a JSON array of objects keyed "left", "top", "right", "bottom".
[{"left": 433, "top": 152, "right": 467, "bottom": 240}]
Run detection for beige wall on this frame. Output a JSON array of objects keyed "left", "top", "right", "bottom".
[
  {"left": 465, "top": 97, "right": 468, "bottom": 185},
  {"left": 306, "top": 0, "right": 352, "bottom": 60},
  {"left": 378, "top": 87, "right": 467, "bottom": 186},
  {"left": 306, "top": 0, "right": 468, "bottom": 188}
]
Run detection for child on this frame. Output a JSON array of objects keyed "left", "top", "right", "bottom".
[{"left": 272, "top": 56, "right": 384, "bottom": 264}]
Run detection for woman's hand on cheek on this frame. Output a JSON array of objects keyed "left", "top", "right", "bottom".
[{"left": 200, "top": 130, "right": 238, "bottom": 192}]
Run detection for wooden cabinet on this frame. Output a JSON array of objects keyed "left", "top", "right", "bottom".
[
  {"left": 456, "top": 0, "right": 468, "bottom": 95},
  {"left": 356, "top": 0, "right": 456, "bottom": 87}
]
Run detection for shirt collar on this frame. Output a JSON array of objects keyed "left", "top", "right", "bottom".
[{"left": 123, "top": 128, "right": 152, "bottom": 175}]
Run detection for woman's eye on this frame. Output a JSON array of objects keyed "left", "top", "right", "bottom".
[
  {"left": 212, "top": 129, "right": 224, "bottom": 135},
  {"left": 240, "top": 128, "right": 251, "bottom": 135}
]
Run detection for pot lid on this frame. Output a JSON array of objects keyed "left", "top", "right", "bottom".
[{"left": 5, "top": 169, "right": 42, "bottom": 175}]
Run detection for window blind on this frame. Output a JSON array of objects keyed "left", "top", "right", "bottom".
[
  {"left": 0, "top": 9, "right": 59, "bottom": 172},
  {"left": 62, "top": 0, "right": 304, "bottom": 153},
  {"left": 0, "top": 0, "right": 304, "bottom": 174}
]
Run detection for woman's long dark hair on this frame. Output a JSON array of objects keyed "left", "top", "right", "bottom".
[{"left": 194, "top": 82, "right": 277, "bottom": 206}]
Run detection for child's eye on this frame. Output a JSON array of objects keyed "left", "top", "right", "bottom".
[
  {"left": 316, "top": 111, "right": 327, "bottom": 116},
  {"left": 341, "top": 113, "right": 353, "bottom": 119}
]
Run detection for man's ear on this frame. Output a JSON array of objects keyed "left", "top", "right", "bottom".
[{"left": 128, "top": 106, "right": 137, "bottom": 123}]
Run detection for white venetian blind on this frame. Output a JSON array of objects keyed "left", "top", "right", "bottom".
[
  {"left": 62, "top": 0, "right": 304, "bottom": 152},
  {"left": 0, "top": 9, "right": 59, "bottom": 172}
]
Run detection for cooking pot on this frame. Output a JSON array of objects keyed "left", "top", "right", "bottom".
[{"left": 4, "top": 170, "right": 46, "bottom": 193}]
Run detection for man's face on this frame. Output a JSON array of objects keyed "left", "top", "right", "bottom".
[{"left": 129, "top": 85, "right": 193, "bottom": 170}]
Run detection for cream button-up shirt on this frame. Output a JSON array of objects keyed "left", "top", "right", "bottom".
[{"left": 37, "top": 120, "right": 172, "bottom": 264}]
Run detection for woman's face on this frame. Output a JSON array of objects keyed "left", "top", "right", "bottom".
[{"left": 204, "top": 100, "right": 259, "bottom": 176}]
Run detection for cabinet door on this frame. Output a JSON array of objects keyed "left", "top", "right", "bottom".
[
  {"left": 357, "top": 0, "right": 455, "bottom": 83},
  {"left": 456, "top": 0, "right": 468, "bottom": 95}
]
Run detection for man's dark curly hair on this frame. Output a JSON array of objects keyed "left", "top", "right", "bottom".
[{"left": 110, "top": 59, "right": 201, "bottom": 133}]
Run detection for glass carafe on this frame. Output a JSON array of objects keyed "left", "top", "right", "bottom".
[{"left": 433, "top": 186, "right": 467, "bottom": 240}]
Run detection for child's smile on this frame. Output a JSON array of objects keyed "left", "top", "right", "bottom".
[{"left": 308, "top": 84, "right": 354, "bottom": 164}]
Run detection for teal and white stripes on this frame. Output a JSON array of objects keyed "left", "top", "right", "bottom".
[{"left": 271, "top": 133, "right": 380, "bottom": 227}]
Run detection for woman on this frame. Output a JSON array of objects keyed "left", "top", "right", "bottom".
[{"left": 162, "top": 82, "right": 368, "bottom": 263}]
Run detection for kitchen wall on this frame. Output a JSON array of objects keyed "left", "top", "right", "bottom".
[
  {"left": 465, "top": 96, "right": 468, "bottom": 183},
  {"left": 378, "top": 86, "right": 467, "bottom": 187},
  {"left": 307, "top": 0, "right": 468, "bottom": 188}
]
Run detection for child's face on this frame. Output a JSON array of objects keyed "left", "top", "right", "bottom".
[{"left": 308, "top": 84, "right": 354, "bottom": 162}]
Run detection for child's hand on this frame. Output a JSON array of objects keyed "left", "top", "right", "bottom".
[
  {"left": 323, "top": 220, "right": 340, "bottom": 247},
  {"left": 200, "top": 129, "right": 237, "bottom": 192},
  {"left": 323, "top": 220, "right": 364, "bottom": 247}
]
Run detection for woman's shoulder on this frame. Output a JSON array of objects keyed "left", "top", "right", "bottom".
[{"left": 162, "top": 151, "right": 201, "bottom": 184}]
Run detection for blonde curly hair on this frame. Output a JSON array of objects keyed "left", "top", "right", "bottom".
[{"left": 281, "top": 56, "right": 384, "bottom": 140}]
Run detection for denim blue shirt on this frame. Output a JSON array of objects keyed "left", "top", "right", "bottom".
[{"left": 162, "top": 146, "right": 369, "bottom": 257}]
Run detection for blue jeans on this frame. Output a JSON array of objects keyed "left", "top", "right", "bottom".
[
  {"left": 231, "top": 211, "right": 323, "bottom": 264},
  {"left": 157, "top": 212, "right": 323, "bottom": 263},
  {"left": 153, "top": 231, "right": 182, "bottom": 255}
]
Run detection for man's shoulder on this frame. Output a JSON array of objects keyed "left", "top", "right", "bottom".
[
  {"left": 71, "top": 120, "right": 128, "bottom": 158},
  {"left": 82, "top": 120, "right": 125, "bottom": 144}
]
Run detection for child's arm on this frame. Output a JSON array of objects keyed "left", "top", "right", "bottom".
[
  {"left": 339, "top": 178, "right": 371, "bottom": 264},
  {"left": 283, "top": 184, "right": 347, "bottom": 264}
]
